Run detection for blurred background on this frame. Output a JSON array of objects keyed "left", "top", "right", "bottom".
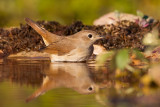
[{"left": 0, "top": 0, "right": 160, "bottom": 27}]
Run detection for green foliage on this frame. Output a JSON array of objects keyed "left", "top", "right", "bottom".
[
  {"left": 96, "top": 49, "right": 130, "bottom": 71},
  {"left": 143, "top": 28, "right": 160, "bottom": 46},
  {"left": 0, "top": 0, "right": 160, "bottom": 27},
  {"left": 137, "top": 10, "right": 144, "bottom": 17},
  {"left": 143, "top": 28, "right": 160, "bottom": 56},
  {"left": 96, "top": 48, "right": 149, "bottom": 72},
  {"left": 96, "top": 51, "right": 114, "bottom": 67},
  {"left": 132, "top": 49, "right": 148, "bottom": 64},
  {"left": 115, "top": 49, "right": 130, "bottom": 70}
]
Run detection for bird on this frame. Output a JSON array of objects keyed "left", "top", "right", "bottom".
[
  {"left": 26, "top": 63, "right": 97, "bottom": 102},
  {"left": 25, "top": 18, "right": 103, "bottom": 62}
]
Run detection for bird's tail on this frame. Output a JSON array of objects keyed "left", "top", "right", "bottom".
[
  {"left": 25, "top": 18, "right": 48, "bottom": 37},
  {"left": 26, "top": 76, "right": 54, "bottom": 102},
  {"left": 25, "top": 18, "right": 57, "bottom": 46},
  {"left": 25, "top": 87, "right": 46, "bottom": 103}
]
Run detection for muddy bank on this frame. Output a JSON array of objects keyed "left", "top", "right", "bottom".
[{"left": 0, "top": 19, "right": 159, "bottom": 57}]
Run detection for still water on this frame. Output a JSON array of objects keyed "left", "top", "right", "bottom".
[{"left": 0, "top": 58, "right": 160, "bottom": 107}]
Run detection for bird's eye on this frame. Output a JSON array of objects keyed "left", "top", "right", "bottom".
[
  {"left": 88, "top": 34, "right": 92, "bottom": 38},
  {"left": 88, "top": 87, "right": 93, "bottom": 91}
]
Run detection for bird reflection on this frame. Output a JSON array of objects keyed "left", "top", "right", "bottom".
[{"left": 26, "top": 63, "right": 96, "bottom": 102}]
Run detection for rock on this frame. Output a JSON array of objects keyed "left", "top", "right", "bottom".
[
  {"left": 93, "top": 44, "right": 106, "bottom": 55},
  {"left": 93, "top": 12, "right": 141, "bottom": 25}
]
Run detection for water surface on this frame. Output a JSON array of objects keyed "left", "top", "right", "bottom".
[
  {"left": 0, "top": 58, "right": 102, "bottom": 107},
  {"left": 0, "top": 58, "right": 160, "bottom": 107}
]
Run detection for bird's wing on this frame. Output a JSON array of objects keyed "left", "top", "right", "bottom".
[{"left": 42, "top": 39, "right": 77, "bottom": 55}]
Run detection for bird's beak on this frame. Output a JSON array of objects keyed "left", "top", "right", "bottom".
[
  {"left": 100, "top": 35, "right": 105, "bottom": 37},
  {"left": 97, "top": 35, "right": 105, "bottom": 40}
]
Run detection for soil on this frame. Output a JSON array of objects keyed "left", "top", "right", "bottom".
[{"left": 0, "top": 19, "right": 159, "bottom": 58}]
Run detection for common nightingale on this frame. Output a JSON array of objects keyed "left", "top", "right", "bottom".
[{"left": 25, "top": 18, "right": 103, "bottom": 62}]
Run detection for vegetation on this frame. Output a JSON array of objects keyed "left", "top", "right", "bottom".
[{"left": 0, "top": 0, "right": 160, "bottom": 26}]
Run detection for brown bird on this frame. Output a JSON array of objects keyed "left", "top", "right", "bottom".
[
  {"left": 25, "top": 18, "right": 103, "bottom": 62},
  {"left": 26, "top": 63, "right": 97, "bottom": 102}
]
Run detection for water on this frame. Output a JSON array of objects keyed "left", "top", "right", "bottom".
[
  {"left": 0, "top": 58, "right": 102, "bottom": 107},
  {"left": 0, "top": 58, "right": 160, "bottom": 107}
]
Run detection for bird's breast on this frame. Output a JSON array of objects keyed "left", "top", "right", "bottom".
[{"left": 50, "top": 45, "right": 94, "bottom": 62}]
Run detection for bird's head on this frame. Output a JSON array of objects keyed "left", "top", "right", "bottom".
[
  {"left": 73, "top": 83, "right": 97, "bottom": 94},
  {"left": 73, "top": 30, "right": 104, "bottom": 45}
]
